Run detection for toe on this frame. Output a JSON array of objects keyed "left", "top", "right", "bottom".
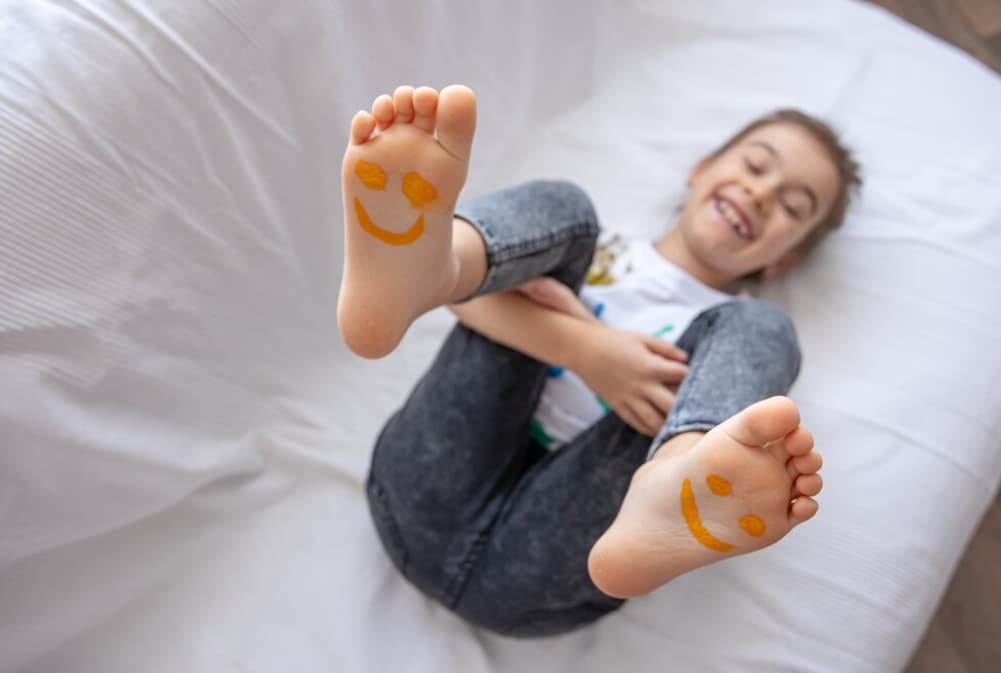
[
  {"left": 769, "top": 441, "right": 791, "bottom": 465},
  {"left": 789, "top": 496, "right": 819, "bottom": 526},
  {"left": 393, "top": 85, "right": 415, "bottom": 123},
  {"left": 412, "top": 86, "right": 439, "bottom": 133},
  {"left": 794, "top": 473, "right": 823, "bottom": 497},
  {"left": 436, "top": 84, "right": 477, "bottom": 160},
  {"left": 350, "top": 110, "right": 377, "bottom": 145},
  {"left": 782, "top": 426, "right": 814, "bottom": 457},
  {"left": 371, "top": 94, "right": 396, "bottom": 130},
  {"left": 718, "top": 396, "right": 800, "bottom": 448},
  {"left": 791, "top": 448, "right": 823, "bottom": 475}
]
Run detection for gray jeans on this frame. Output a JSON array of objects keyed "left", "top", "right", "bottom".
[{"left": 365, "top": 181, "right": 801, "bottom": 637}]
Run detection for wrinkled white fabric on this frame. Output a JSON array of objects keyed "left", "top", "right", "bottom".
[{"left": 1, "top": 1, "right": 999, "bottom": 672}]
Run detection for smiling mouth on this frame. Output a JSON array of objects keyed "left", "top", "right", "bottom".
[
  {"left": 680, "top": 478, "right": 734, "bottom": 552},
  {"left": 354, "top": 198, "right": 425, "bottom": 246},
  {"left": 714, "top": 196, "right": 754, "bottom": 241}
]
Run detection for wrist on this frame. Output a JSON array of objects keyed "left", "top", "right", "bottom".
[{"left": 563, "top": 319, "right": 604, "bottom": 375}]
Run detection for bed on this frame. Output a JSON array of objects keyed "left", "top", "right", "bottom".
[{"left": 1, "top": 0, "right": 1000, "bottom": 671}]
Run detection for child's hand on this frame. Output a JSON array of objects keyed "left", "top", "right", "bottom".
[{"left": 572, "top": 325, "right": 689, "bottom": 436}]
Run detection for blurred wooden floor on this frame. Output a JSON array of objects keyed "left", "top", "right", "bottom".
[
  {"left": 861, "top": 2, "right": 1001, "bottom": 672},
  {"left": 867, "top": 0, "right": 1001, "bottom": 74}
]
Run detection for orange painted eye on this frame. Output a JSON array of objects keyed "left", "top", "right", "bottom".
[
  {"left": 680, "top": 473, "right": 767, "bottom": 551},
  {"left": 355, "top": 160, "right": 387, "bottom": 190},
  {"left": 739, "top": 515, "right": 766, "bottom": 537},
  {"left": 352, "top": 160, "right": 438, "bottom": 246},
  {"left": 706, "top": 474, "right": 732, "bottom": 496},
  {"left": 402, "top": 171, "right": 437, "bottom": 206}
]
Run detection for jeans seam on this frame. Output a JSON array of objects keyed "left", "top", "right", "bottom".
[
  {"left": 442, "top": 527, "right": 491, "bottom": 608},
  {"left": 667, "top": 314, "right": 720, "bottom": 431},
  {"left": 474, "top": 221, "right": 597, "bottom": 298},
  {"left": 366, "top": 478, "right": 411, "bottom": 577},
  {"left": 490, "top": 221, "right": 598, "bottom": 264}
]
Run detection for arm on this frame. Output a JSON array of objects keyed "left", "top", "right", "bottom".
[
  {"left": 449, "top": 290, "right": 596, "bottom": 371},
  {"left": 449, "top": 290, "right": 690, "bottom": 436}
]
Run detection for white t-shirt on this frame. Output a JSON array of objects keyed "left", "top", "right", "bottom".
[{"left": 530, "top": 233, "right": 733, "bottom": 449}]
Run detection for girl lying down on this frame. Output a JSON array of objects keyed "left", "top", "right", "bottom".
[{"left": 337, "top": 85, "right": 861, "bottom": 637}]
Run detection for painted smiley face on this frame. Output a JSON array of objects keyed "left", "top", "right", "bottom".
[
  {"left": 680, "top": 474, "right": 766, "bottom": 552},
  {"left": 353, "top": 159, "right": 438, "bottom": 246}
]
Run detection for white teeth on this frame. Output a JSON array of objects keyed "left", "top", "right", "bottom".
[{"left": 717, "top": 198, "right": 750, "bottom": 240}]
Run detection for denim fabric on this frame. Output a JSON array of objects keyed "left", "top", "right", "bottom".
[
  {"left": 365, "top": 181, "right": 801, "bottom": 637},
  {"left": 649, "top": 300, "right": 802, "bottom": 458}
]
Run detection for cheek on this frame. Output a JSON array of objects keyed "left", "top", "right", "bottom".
[{"left": 768, "top": 214, "right": 813, "bottom": 247}]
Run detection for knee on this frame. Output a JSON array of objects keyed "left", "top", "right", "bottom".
[
  {"left": 523, "top": 180, "right": 600, "bottom": 238},
  {"left": 721, "top": 299, "right": 795, "bottom": 334},
  {"left": 701, "top": 300, "right": 801, "bottom": 357}
]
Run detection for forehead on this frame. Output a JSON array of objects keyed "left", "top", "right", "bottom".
[{"left": 735, "top": 123, "right": 841, "bottom": 203}]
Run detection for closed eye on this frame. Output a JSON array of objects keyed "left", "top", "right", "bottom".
[{"left": 744, "top": 158, "right": 764, "bottom": 175}]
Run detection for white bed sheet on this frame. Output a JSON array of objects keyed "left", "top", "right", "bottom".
[{"left": 1, "top": 1, "right": 1000, "bottom": 672}]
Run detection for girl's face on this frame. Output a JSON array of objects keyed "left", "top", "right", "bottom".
[{"left": 677, "top": 122, "right": 841, "bottom": 284}]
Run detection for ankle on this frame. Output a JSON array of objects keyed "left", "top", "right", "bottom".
[
  {"left": 650, "top": 430, "right": 706, "bottom": 462},
  {"left": 443, "top": 217, "right": 488, "bottom": 303}
]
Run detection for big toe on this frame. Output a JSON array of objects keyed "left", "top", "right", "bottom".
[
  {"left": 436, "top": 85, "right": 477, "bottom": 160},
  {"left": 718, "top": 396, "right": 800, "bottom": 448}
]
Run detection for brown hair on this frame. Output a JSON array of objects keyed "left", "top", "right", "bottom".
[{"left": 708, "top": 109, "right": 863, "bottom": 280}]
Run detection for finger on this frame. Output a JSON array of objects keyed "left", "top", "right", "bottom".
[
  {"left": 654, "top": 360, "right": 688, "bottom": 384},
  {"left": 616, "top": 405, "right": 648, "bottom": 436},
  {"left": 517, "top": 278, "right": 596, "bottom": 321},
  {"left": 627, "top": 398, "right": 665, "bottom": 437},
  {"left": 646, "top": 385, "right": 676, "bottom": 416},
  {"left": 643, "top": 335, "right": 688, "bottom": 362}
]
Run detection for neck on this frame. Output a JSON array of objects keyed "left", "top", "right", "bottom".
[{"left": 654, "top": 227, "right": 734, "bottom": 291}]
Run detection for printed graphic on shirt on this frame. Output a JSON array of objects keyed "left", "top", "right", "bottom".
[
  {"left": 585, "top": 234, "right": 628, "bottom": 286},
  {"left": 532, "top": 235, "right": 731, "bottom": 451}
]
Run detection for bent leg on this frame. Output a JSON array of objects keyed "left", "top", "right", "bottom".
[
  {"left": 588, "top": 300, "right": 823, "bottom": 598},
  {"left": 451, "top": 412, "right": 648, "bottom": 636},
  {"left": 648, "top": 299, "right": 802, "bottom": 457},
  {"left": 452, "top": 300, "right": 811, "bottom": 633},
  {"left": 366, "top": 180, "right": 600, "bottom": 607}
]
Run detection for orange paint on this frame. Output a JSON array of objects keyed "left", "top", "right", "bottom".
[
  {"left": 354, "top": 198, "right": 424, "bottom": 246},
  {"left": 352, "top": 161, "right": 436, "bottom": 245},
  {"left": 355, "top": 160, "right": 387, "bottom": 190},
  {"left": 680, "top": 478, "right": 734, "bottom": 552},
  {"left": 739, "top": 515, "right": 766, "bottom": 537},
  {"left": 402, "top": 171, "right": 437, "bottom": 207},
  {"left": 706, "top": 474, "right": 732, "bottom": 496}
]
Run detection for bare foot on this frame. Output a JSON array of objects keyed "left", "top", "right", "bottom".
[
  {"left": 588, "top": 396, "right": 823, "bottom": 598},
  {"left": 337, "top": 85, "right": 477, "bottom": 358}
]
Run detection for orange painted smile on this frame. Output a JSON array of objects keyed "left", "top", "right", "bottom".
[
  {"left": 680, "top": 474, "right": 766, "bottom": 552},
  {"left": 354, "top": 160, "right": 437, "bottom": 246}
]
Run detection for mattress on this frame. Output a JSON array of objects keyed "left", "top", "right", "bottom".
[{"left": 1, "top": 0, "right": 1000, "bottom": 671}]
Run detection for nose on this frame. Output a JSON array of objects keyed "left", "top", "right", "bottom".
[{"left": 742, "top": 176, "right": 777, "bottom": 216}]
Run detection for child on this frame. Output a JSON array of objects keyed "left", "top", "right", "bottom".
[{"left": 338, "top": 85, "right": 861, "bottom": 637}]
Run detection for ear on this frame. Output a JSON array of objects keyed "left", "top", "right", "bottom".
[{"left": 761, "top": 248, "right": 803, "bottom": 280}]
